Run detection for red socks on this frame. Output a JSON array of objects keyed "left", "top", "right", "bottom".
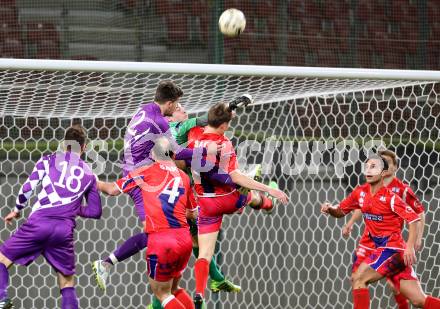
[
  {"left": 174, "top": 288, "right": 195, "bottom": 309},
  {"left": 194, "top": 258, "right": 209, "bottom": 297},
  {"left": 394, "top": 293, "right": 409, "bottom": 309},
  {"left": 425, "top": 296, "right": 440, "bottom": 309},
  {"left": 162, "top": 296, "right": 185, "bottom": 309},
  {"left": 353, "top": 288, "right": 370, "bottom": 309}
]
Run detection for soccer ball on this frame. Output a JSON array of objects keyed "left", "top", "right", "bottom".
[{"left": 218, "top": 8, "right": 246, "bottom": 37}]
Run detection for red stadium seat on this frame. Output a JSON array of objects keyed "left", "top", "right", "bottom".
[
  {"left": 165, "top": 14, "right": 189, "bottom": 44},
  {"left": 0, "top": 25, "right": 21, "bottom": 42},
  {"left": 356, "top": 0, "right": 373, "bottom": 21},
  {"left": 71, "top": 55, "right": 98, "bottom": 61},
  {"left": 249, "top": 48, "right": 272, "bottom": 65},
  {"left": 223, "top": 47, "right": 237, "bottom": 64},
  {"left": 301, "top": 17, "right": 322, "bottom": 37},
  {"left": 390, "top": 0, "right": 417, "bottom": 23},
  {"left": 35, "top": 40, "right": 60, "bottom": 59},
  {"left": 304, "top": 1, "right": 321, "bottom": 18},
  {"left": 0, "top": 0, "right": 16, "bottom": 8},
  {"left": 382, "top": 50, "right": 406, "bottom": 69},
  {"left": 154, "top": 0, "right": 170, "bottom": 16},
  {"left": 323, "top": 1, "right": 349, "bottom": 21},
  {"left": 427, "top": 50, "right": 440, "bottom": 70},
  {"left": 255, "top": 1, "right": 276, "bottom": 18},
  {"left": 317, "top": 49, "right": 338, "bottom": 67},
  {"left": 287, "top": 35, "right": 306, "bottom": 65},
  {"left": 194, "top": 15, "right": 209, "bottom": 42},
  {"left": 357, "top": 43, "right": 373, "bottom": 68},
  {"left": 0, "top": 6, "right": 18, "bottom": 28},
  {"left": 398, "top": 22, "right": 418, "bottom": 54},
  {"left": 26, "top": 22, "right": 59, "bottom": 44},
  {"left": 224, "top": 0, "right": 253, "bottom": 13},
  {"left": 191, "top": 0, "right": 208, "bottom": 17},
  {"left": 287, "top": 0, "right": 304, "bottom": 19},
  {"left": 0, "top": 38, "right": 24, "bottom": 58},
  {"left": 333, "top": 19, "right": 350, "bottom": 51},
  {"left": 430, "top": 22, "right": 440, "bottom": 39},
  {"left": 428, "top": 2, "right": 440, "bottom": 24},
  {"left": 121, "top": 0, "right": 137, "bottom": 10},
  {"left": 286, "top": 51, "right": 306, "bottom": 66}
]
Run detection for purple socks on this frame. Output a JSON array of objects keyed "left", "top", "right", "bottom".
[
  {"left": 104, "top": 232, "right": 148, "bottom": 265},
  {"left": 0, "top": 263, "right": 8, "bottom": 300},
  {"left": 60, "top": 287, "right": 78, "bottom": 309}
]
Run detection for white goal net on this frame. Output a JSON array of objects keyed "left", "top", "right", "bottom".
[{"left": 0, "top": 59, "right": 439, "bottom": 308}]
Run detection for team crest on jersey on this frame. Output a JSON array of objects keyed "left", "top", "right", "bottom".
[
  {"left": 391, "top": 187, "right": 400, "bottom": 193},
  {"left": 379, "top": 196, "right": 386, "bottom": 202},
  {"left": 358, "top": 192, "right": 366, "bottom": 208}
]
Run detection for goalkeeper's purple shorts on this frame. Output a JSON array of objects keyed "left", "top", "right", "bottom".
[{"left": 0, "top": 218, "right": 75, "bottom": 275}]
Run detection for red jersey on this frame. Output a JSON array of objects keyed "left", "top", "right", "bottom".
[
  {"left": 339, "top": 183, "right": 420, "bottom": 250},
  {"left": 387, "top": 177, "right": 424, "bottom": 214},
  {"left": 357, "top": 178, "right": 424, "bottom": 249},
  {"left": 115, "top": 162, "right": 195, "bottom": 233},
  {"left": 188, "top": 126, "right": 238, "bottom": 197}
]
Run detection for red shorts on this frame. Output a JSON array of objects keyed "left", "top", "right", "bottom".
[
  {"left": 197, "top": 191, "right": 251, "bottom": 234},
  {"left": 352, "top": 245, "right": 375, "bottom": 274},
  {"left": 364, "top": 247, "right": 418, "bottom": 291},
  {"left": 146, "top": 228, "right": 192, "bottom": 282}
]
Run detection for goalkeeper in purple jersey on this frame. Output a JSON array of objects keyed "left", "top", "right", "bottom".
[
  {"left": 0, "top": 125, "right": 102, "bottom": 309},
  {"left": 92, "top": 80, "right": 220, "bottom": 293}
]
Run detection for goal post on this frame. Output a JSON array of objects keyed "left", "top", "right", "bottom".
[{"left": 0, "top": 58, "right": 439, "bottom": 308}]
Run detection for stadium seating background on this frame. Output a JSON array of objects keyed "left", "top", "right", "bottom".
[{"left": 1, "top": 0, "right": 440, "bottom": 69}]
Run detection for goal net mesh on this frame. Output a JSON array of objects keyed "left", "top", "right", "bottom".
[{"left": 0, "top": 67, "right": 439, "bottom": 308}]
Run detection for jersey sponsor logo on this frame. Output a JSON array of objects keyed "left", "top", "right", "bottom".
[
  {"left": 391, "top": 187, "right": 400, "bottom": 193},
  {"left": 379, "top": 195, "right": 386, "bottom": 202},
  {"left": 363, "top": 212, "right": 383, "bottom": 221}
]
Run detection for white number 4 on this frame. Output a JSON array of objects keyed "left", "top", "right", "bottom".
[{"left": 161, "top": 177, "right": 182, "bottom": 204}]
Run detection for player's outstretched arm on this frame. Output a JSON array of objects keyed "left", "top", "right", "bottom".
[
  {"left": 97, "top": 180, "right": 121, "bottom": 196},
  {"left": 230, "top": 170, "right": 288, "bottom": 204},
  {"left": 320, "top": 202, "right": 345, "bottom": 218},
  {"left": 342, "top": 209, "right": 362, "bottom": 238}
]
